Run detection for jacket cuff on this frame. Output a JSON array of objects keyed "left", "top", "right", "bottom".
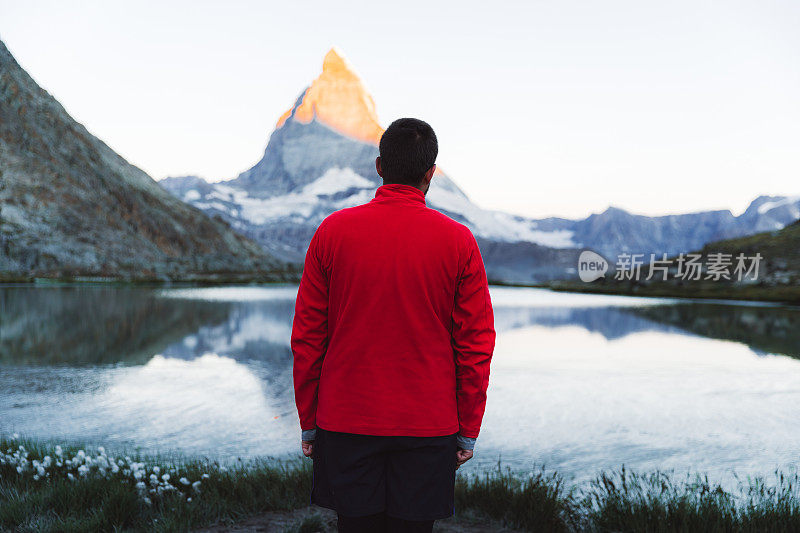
[
  {"left": 456, "top": 434, "right": 476, "bottom": 450},
  {"left": 301, "top": 429, "right": 317, "bottom": 442}
]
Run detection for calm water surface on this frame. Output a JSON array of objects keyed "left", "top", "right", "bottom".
[{"left": 2, "top": 284, "right": 800, "bottom": 485}]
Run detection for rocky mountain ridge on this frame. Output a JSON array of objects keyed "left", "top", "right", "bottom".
[{"left": 0, "top": 38, "right": 289, "bottom": 281}]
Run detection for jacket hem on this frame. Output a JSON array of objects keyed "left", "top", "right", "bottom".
[{"left": 317, "top": 420, "right": 460, "bottom": 437}]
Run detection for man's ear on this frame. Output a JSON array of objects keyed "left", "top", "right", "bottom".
[
  {"left": 375, "top": 157, "right": 383, "bottom": 178},
  {"left": 423, "top": 164, "right": 436, "bottom": 186}
]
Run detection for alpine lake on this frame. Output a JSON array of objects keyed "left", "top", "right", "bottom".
[{"left": 2, "top": 284, "right": 799, "bottom": 488}]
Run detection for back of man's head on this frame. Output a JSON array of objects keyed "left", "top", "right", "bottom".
[{"left": 378, "top": 118, "right": 438, "bottom": 186}]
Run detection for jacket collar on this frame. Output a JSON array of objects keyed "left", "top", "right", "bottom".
[{"left": 371, "top": 183, "right": 426, "bottom": 206}]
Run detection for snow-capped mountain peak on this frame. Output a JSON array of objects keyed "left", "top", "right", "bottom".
[{"left": 275, "top": 47, "right": 383, "bottom": 145}]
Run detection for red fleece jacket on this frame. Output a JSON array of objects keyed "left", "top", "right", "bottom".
[{"left": 291, "top": 183, "right": 496, "bottom": 438}]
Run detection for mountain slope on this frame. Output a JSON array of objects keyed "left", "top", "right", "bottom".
[
  {"left": 699, "top": 218, "right": 800, "bottom": 285},
  {"left": 0, "top": 39, "right": 288, "bottom": 281}
]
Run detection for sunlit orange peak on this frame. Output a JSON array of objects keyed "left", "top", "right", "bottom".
[{"left": 275, "top": 47, "right": 384, "bottom": 145}]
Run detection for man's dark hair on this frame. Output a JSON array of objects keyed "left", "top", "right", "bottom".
[{"left": 378, "top": 118, "right": 438, "bottom": 186}]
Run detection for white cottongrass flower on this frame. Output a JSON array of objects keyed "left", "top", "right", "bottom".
[{"left": 2, "top": 438, "right": 208, "bottom": 504}]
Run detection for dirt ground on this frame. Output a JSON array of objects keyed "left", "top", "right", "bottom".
[{"left": 195, "top": 506, "right": 521, "bottom": 532}]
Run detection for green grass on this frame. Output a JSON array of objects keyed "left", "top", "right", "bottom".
[
  {"left": 455, "top": 464, "right": 578, "bottom": 531},
  {"left": 0, "top": 437, "right": 312, "bottom": 532},
  {"left": 288, "top": 514, "right": 328, "bottom": 533},
  {"left": 583, "top": 467, "right": 800, "bottom": 532},
  {"left": 2, "top": 437, "right": 800, "bottom": 532}
]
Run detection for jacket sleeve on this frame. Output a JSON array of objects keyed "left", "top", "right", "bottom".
[
  {"left": 291, "top": 227, "right": 329, "bottom": 432},
  {"left": 452, "top": 234, "right": 496, "bottom": 439}
]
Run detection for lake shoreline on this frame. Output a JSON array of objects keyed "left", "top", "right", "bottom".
[
  {"left": 0, "top": 272, "right": 302, "bottom": 285},
  {"left": 490, "top": 279, "right": 800, "bottom": 306},
  {"left": 7, "top": 275, "right": 799, "bottom": 308},
  {"left": 3, "top": 435, "right": 800, "bottom": 532}
]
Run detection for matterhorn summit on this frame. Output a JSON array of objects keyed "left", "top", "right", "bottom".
[{"left": 276, "top": 47, "right": 383, "bottom": 145}]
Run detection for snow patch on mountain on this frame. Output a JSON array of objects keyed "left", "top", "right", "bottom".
[
  {"left": 304, "top": 167, "right": 374, "bottom": 196},
  {"left": 175, "top": 167, "right": 574, "bottom": 248},
  {"left": 757, "top": 195, "right": 800, "bottom": 216},
  {"left": 188, "top": 167, "right": 374, "bottom": 225},
  {"left": 426, "top": 185, "right": 576, "bottom": 247}
]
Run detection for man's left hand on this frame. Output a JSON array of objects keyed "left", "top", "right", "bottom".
[{"left": 456, "top": 449, "right": 473, "bottom": 469}]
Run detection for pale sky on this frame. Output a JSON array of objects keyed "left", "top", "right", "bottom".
[{"left": 1, "top": 0, "right": 799, "bottom": 219}]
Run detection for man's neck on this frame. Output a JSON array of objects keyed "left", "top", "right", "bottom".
[{"left": 381, "top": 181, "right": 427, "bottom": 196}]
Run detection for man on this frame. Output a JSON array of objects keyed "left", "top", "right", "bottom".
[{"left": 292, "top": 118, "right": 496, "bottom": 533}]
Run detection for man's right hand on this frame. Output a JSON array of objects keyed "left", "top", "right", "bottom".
[
  {"left": 301, "top": 441, "right": 314, "bottom": 458},
  {"left": 456, "top": 449, "right": 473, "bottom": 469}
]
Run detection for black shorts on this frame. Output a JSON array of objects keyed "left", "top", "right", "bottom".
[{"left": 311, "top": 427, "right": 457, "bottom": 521}]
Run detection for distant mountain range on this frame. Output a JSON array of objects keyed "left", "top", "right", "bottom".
[
  {"left": 0, "top": 39, "right": 289, "bottom": 281},
  {"left": 161, "top": 48, "right": 800, "bottom": 283}
]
